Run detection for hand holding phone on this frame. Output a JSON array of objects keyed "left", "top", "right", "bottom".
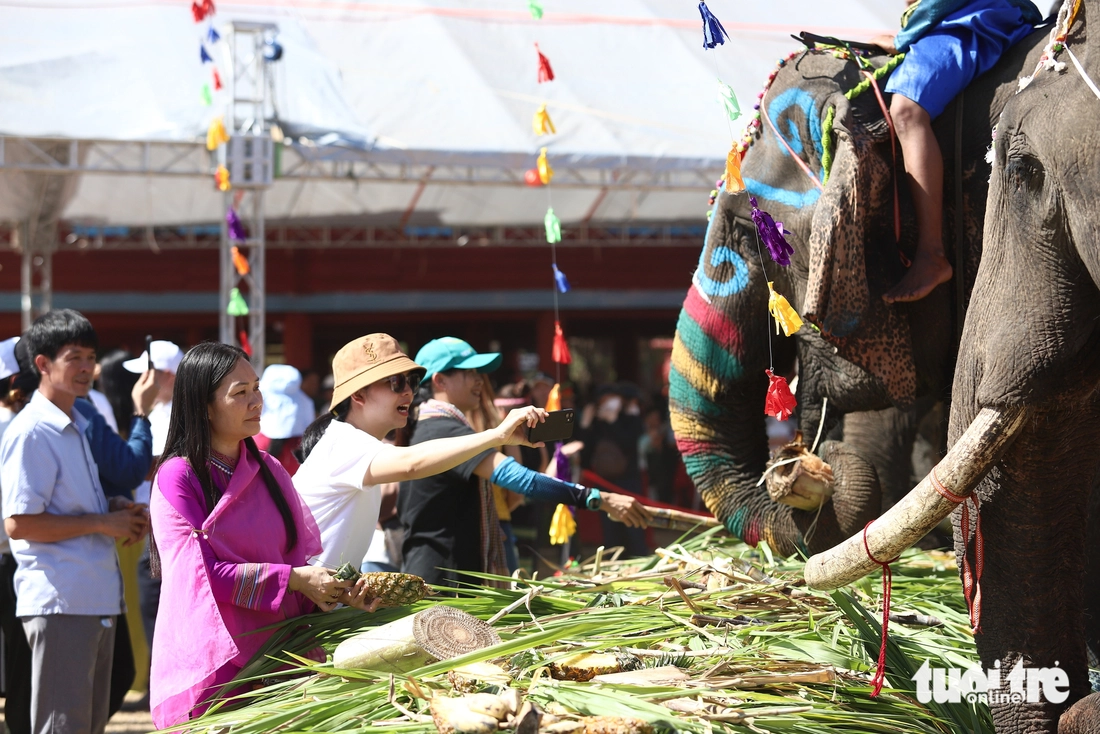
[
  {"left": 145, "top": 335, "right": 153, "bottom": 372},
  {"left": 527, "top": 409, "right": 575, "bottom": 444}
]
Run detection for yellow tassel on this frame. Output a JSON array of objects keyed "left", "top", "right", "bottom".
[
  {"left": 724, "top": 145, "right": 745, "bottom": 193},
  {"left": 767, "top": 281, "right": 803, "bottom": 336},
  {"left": 544, "top": 383, "right": 561, "bottom": 412},
  {"left": 549, "top": 503, "right": 576, "bottom": 545},
  {"left": 533, "top": 103, "right": 556, "bottom": 136},
  {"left": 206, "top": 116, "right": 229, "bottom": 151},
  {"left": 537, "top": 147, "right": 554, "bottom": 185},
  {"left": 214, "top": 164, "right": 231, "bottom": 192}
]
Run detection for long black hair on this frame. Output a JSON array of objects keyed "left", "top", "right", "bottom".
[
  {"left": 150, "top": 342, "right": 298, "bottom": 576},
  {"left": 294, "top": 396, "right": 351, "bottom": 463}
]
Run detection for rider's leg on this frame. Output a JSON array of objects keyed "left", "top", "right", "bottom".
[{"left": 883, "top": 93, "right": 953, "bottom": 304}]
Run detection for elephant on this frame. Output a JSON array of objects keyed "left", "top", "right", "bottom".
[
  {"left": 670, "top": 28, "right": 1050, "bottom": 558},
  {"left": 804, "top": 2, "right": 1100, "bottom": 731}
]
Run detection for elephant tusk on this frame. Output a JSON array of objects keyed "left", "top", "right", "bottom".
[{"left": 803, "top": 405, "right": 1028, "bottom": 590}]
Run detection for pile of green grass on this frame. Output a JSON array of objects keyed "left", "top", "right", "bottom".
[{"left": 179, "top": 528, "right": 990, "bottom": 734}]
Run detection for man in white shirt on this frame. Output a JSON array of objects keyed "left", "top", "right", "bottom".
[{"left": 1, "top": 311, "right": 147, "bottom": 734}]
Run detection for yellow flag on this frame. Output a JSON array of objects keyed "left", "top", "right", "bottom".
[
  {"left": 533, "top": 104, "right": 556, "bottom": 136},
  {"left": 549, "top": 503, "right": 576, "bottom": 545},
  {"left": 724, "top": 145, "right": 745, "bottom": 192},
  {"left": 206, "top": 116, "right": 229, "bottom": 151},
  {"left": 768, "top": 281, "right": 803, "bottom": 336},
  {"left": 537, "top": 147, "right": 554, "bottom": 185}
]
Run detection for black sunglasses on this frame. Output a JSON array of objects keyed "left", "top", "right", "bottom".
[{"left": 386, "top": 371, "right": 422, "bottom": 394}]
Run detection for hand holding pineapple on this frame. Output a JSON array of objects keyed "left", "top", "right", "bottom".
[
  {"left": 341, "top": 577, "right": 384, "bottom": 612},
  {"left": 334, "top": 564, "right": 432, "bottom": 610},
  {"left": 289, "top": 565, "right": 354, "bottom": 612},
  {"left": 494, "top": 406, "right": 549, "bottom": 447}
]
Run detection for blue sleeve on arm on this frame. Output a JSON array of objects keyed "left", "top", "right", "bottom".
[
  {"left": 78, "top": 400, "right": 153, "bottom": 498},
  {"left": 490, "top": 457, "right": 590, "bottom": 507},
  {"left": 895, "top": 0, "right": 969, "bottom": 52}
]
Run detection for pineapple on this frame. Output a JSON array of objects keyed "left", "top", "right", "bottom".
[{"left": 333, "top": 563, "right": 431, "bottom": 607}]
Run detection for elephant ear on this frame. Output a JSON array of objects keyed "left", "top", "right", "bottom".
[{"left": 801, "top": 98, "right": 918, "bottom": 407}]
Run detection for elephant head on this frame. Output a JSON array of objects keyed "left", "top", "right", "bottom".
[
  {"left": 671, "top": 48, "right": 951, "bottom": 556},
  {"left": 807, "top": 4, "right": 1100, "bottom": 730}
]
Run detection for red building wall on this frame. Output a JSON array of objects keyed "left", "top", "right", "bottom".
[{"left": 0, "top": 245, "right": 698, "bottom": 379}]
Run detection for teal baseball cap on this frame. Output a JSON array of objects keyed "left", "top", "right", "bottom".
[{"left": 415, "top": 337, "right": 502, "bottom": 380}]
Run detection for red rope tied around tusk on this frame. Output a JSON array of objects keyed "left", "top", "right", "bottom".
[
  {"left": 930, "top": 467, "right": 983, "bottom": 633},
  {"left": 862, "top": 520, "right": 900, "bottom": 697}
]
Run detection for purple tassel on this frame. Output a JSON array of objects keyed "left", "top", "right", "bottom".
[
  {"left": 200, "top": 44, "right": 213, "bottom": 63},
  {"left": 750, "top": 196, "right": 794, "bottom": 267},
  {"left": 553, "top": 443, "right": 571, "bottom": 480},
  {"left": 553, "top": 263, "right": 571, "bottom": 293},
  {"left": 227, "top": 207, "right": 247, "bottom": 242},
  {"left": 698, "top": 2, "right": 728, "bottom": 49}
]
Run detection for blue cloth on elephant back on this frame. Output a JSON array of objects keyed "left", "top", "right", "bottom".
[{"left": 885, "top": 0, "right": 1041, "bottom": 120}]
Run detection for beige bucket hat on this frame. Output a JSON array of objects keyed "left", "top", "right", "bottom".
[{"left": 330, "top": 333, "right": 425, "bottom": 407}]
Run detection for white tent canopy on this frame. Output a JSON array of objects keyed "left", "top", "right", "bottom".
[{"left": 0, "top": 0, "right": 895, "bottom": 227}]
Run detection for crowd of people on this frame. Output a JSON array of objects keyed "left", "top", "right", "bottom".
[{"left": 0, "top": 310, "right": 669, "bottom": 733}]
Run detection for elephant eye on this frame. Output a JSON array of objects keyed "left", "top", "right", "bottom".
[{"left": 1005, "top": 155, "right": 1044, "bottom": 192}]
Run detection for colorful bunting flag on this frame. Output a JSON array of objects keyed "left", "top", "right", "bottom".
[
  {"left": 765, "top": 369, "right": 797, "bottom": 420},
  {"left": 536, "top": 43, "right": 555, "bottom": 83},
  {"left": 544, "top": 206, "right": 562, "bottom": 243},
  {"left": 553, "top": 263, "right": 571, "bottom": 293},
  {"left": 214, "top": 164, "right": 231, "bottom": 191},
  {"left": 698, "top": 2, "right": 728, "bottom": 49},
  {"left": 717, "top": 79, "right": 741, "bottom": 121},
  {"left": 533, "top": 103, "right": 556, "bottom": 136},
  {"left": 227, "top": 287, "right": 249, "bottom": 316},
  {"left": 767, "top": 282, "right": 803, "bottom": 336},
  {"left": 552, "top": 320, "right": 572, "bottom": 364},
  {"left": 537, "top": 147, "right": 554, "bottom": 185}
]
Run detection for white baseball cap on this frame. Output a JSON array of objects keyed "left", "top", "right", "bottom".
[
  {"left": 0, "top": 337, "right": 20, "bottom": 381},
  {"left": 124, "top": 340, "right": 184, "bottom": 374}
]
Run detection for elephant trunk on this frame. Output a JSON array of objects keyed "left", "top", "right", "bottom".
[
  {"left": 803, "top": 404, "right": 1027, "bottom": 589},
  {"left": 670, "top": 284, "right": 881, "bottom": 557}
]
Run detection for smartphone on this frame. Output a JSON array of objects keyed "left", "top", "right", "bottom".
[
  {"left": 527, "top": 409, "right": 575, "bottom": 443},
  {"left": 145, "top": 335, "right": 153, "bottom": 372}
]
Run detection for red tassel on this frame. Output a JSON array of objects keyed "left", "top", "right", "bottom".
[
  {"left": 191, "top": 1, "right": 204, "bottom": 21},
  {"left": 764, "top": 369, "right": 797, "bottom": 421},
  {"left": 201, "top": 0, "right": 216, "bottom": 16},
  {"left": 552, "top": 321, "right": 571, "bottom": 364},
  {"left": 536, "top": 43, "right": 555, "bottom": 83},
  {"left": 213, "top": 68, "right": 223, "bottom": 91},
  {"left": 238, "top": 330, "right": 252, "bottom": 357}
]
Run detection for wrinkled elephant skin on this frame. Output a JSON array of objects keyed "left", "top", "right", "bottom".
[
  {"left": 948, "top": 4, "right": 1100, "bottom": 731},
  {"left": 670, "top": 31, "right": 1047, "bottom": 559}
]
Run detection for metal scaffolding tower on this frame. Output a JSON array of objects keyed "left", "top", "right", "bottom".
[{"left": 219, "top": 21, "right": 277, "bottom": 372}]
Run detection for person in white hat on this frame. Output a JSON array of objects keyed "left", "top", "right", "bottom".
[
  {"left": 123, "top": 340, "right": 182, "bottom": 664},
  {"left": 255, "top": 364, "right": 316, "bottom": 475},
  {"left": 124, "top": 341, "right": 183, "bottom": 460}
]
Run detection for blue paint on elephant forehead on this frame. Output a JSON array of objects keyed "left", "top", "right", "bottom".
[
  {"left": 744, "top": 178, "right": 820, "bottom": 209},
  {"left": 694, "top": 244, "right": 750, "bottom": 298},
  {"left": 768, "top": 87, "right": 823, "bottom": 159}
]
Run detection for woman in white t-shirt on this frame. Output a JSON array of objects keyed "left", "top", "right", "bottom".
[{"left": 292, "top": 334, "right": 547, "bottom": 609}]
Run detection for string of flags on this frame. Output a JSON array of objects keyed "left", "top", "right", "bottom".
[
  {"left": 699, "top": 1, "right": 800, "bottom": 421},
  {"left": 194, "top": 0, "right": 231, "bottom": 193},
  {"left": 525, "top": 4, "right": 579, "bottom": 546}
]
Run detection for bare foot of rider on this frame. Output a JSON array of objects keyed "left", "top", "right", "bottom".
[{"left": 883, "top": 250, "right": 953, "bottom": 303}]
